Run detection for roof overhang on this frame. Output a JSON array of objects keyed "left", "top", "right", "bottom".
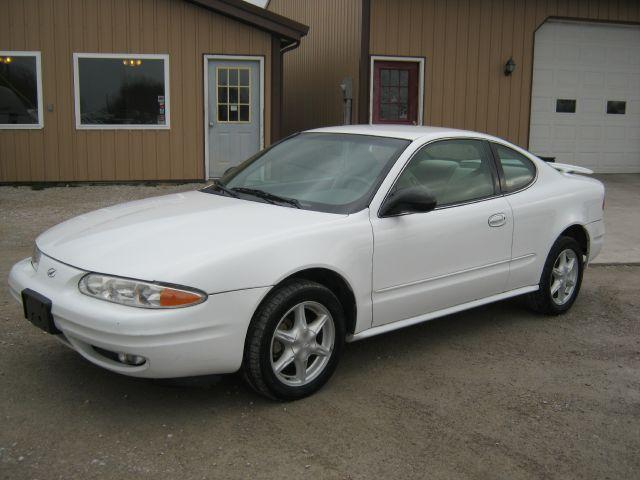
[{"left": 183, "top": 0, "right": 309, "bottom": 47}]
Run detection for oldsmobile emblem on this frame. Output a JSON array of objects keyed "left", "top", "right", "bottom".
[{"left": 47, "top": 268, "right": 57, "bottom": 278}]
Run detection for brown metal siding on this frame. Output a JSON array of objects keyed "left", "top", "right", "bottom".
[
  {"left": 369, "top": 0, "right": 640, "bottom": 148},
  {"left": 269, "top": 0, "right": 362, "bottom": 135},
  {"left": 0, "top": 0, "right": 272, "bottom": 182}
]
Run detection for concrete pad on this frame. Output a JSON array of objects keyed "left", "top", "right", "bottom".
[{"left": 591, "top": 174, "right": 640, "bottom": 264}]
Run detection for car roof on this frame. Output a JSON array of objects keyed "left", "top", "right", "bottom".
[{"left": 305, "top": 124, "right": 499, "bottom": 142}]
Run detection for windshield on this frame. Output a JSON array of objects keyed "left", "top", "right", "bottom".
[{"left": 205, "top": 133, "right": 410, "bottom": 214}]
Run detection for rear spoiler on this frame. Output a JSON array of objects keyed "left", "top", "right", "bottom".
[{"left": 548, "top": 163, "right": 593, "bottom": 175}]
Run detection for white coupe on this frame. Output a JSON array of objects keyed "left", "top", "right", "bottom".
[{"left": 9, "top": 126, "right": 605, "bottom": 400}]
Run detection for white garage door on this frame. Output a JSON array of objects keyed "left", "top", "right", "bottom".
[{"left": 529, "top": 20, "right": 640, "bottom": 173}]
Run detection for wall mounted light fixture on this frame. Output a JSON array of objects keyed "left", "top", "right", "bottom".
[{"left": 504, "top": 57, "right": 516, "bottom": 76}]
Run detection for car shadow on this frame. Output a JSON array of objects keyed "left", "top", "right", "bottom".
[{"left": 22, "top": 296, "right": 537, "bottom": 418}]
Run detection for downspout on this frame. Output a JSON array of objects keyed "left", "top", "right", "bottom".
[{"left": 271, "top": 37, "right": 302, "bottom": 142}]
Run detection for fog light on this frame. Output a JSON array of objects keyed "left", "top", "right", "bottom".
[{"left": 117, "top": 352, "right": 146, "bottom": 366}]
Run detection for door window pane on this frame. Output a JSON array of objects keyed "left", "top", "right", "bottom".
[
  {"left": 216, "top": 66, "right": 251, "bottom": 123},
  {"left": 75, "top": 54, "right": 169, "bottom": 127},
  {"left": 381, "top": 69, "right": 389, "bottom": 85},
  {"left": 239, "top": 105, "right": 249, "bottom": 122},
  {"left": 493, "top": 144, "right": 536, "bottom": 192},
  {"left": 395, "top": 139, "right": 496, "bottom": 206},
  {"left": 218, "top": 105, "right": 228, "bottom": 122},
  {"left": 399, "top": 70, "right": 408, "bottom": 86},
  {"left": 389, "top": 69, "right": 399, "bottom": 85},
  {"left": 239, "top": 69, "right": 249, "bottom": 86},
  {"left": 229, "top": 87, "right": 238, "bottom": 103},
  {"left": 229, "top": 105, "right": 238, "bottom": 122},
  {"left": 240, "top": 87, "right": 249, "bottom": 103},
  {"left": 217, "top": 87, "right": 227, "bottom": 103},
  {"left": 218, "top": 68, "right": 227, "bottom": 86},
  {"left": 378, "top": 67, "right": 412, "bottom": 121},
  {"left": 381, "top": 104, "right": 398, "bottom": 120},
  {"left": 0, "top": 52, "right": 42, "bottom": 127},
  {"left": 229, "top": 69, "right": 238, "bottom": 85}
]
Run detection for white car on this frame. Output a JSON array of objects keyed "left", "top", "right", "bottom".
[{"left": 9, "top": 126, "right": 605, "bottom": 400}]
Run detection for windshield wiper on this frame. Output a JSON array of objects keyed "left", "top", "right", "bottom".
[
  {"left": 206, "top": 180, "right": 239, "bottom": 198},
  {"left": 231, "top": 187, "right": 301, "bottom": 209}
]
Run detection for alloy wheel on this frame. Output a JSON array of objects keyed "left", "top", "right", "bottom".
[
  {"left": 550, "top": 248, "right": 579, "bottom": 306},
  {"left": 270, "top": 301, "right": 335, "bottom": 387}
]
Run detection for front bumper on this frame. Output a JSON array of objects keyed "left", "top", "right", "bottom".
[{"left": 8, "top": 255, "right": 269, "bottom": 378}]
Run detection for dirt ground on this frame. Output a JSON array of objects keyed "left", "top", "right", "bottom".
[{"left": 0, "top": 185, "right": 639, "bottom": 480}]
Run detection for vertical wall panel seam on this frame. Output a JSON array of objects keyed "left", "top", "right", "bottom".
[{"left": 23, "top": 0, "right": 32, "bottom": 180}]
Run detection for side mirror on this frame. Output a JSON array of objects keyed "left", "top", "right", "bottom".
[{"left": 380, "top": 186, "right": 437, "bottom": 217}]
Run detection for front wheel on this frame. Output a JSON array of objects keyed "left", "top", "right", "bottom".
[
  {"left": 527, "top": 236, "right": 584, "bottom": 315},
  {"left": 242, "top": 280, "right": 345, "bottom": 400}
]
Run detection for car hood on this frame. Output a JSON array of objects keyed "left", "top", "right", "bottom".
[{"left": 37, "top": 190, "right": 346, "bottom": 286}]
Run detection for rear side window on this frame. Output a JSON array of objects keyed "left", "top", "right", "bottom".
[
  {"left": 493, "top": 144, "right": 536, "bottom": 193},
  {"left": 394, "top": 139, "right": 497, "bottom": 207}
]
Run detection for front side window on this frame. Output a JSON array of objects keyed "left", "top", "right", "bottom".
[
  {"left": 393, "top": 139, "right": 497, "bottom": 207},
  {"left": 207, "top": 133, "right": 410, "bottom": 214},
  {"left": 74, "top": 53, "right": 169, "bottom": 129},
  {"left": 0, "top": 51, "right": 42, "bottom": 128},
  {"left": 493, "top": 144, "right": 536, "bottom": 192}
]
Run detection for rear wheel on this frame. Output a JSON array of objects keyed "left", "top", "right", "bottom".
[
  {"left": 243, "top": 280, "right": 345, "bottom": 400},
  {"left": 527, "top": 236, "right": 584, "bottom": 315}
]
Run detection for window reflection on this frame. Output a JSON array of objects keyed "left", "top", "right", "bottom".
[
  {"left": 0, "top": 55, "right": 39, "bottom": 125},
  {"left": 77, "top": 57, "right": 167, "bottom": 126}
]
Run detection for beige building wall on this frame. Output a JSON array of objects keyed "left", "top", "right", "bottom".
[
  {"left": 369, "top": 0, "right": 640, "bottom": 148},
  {"left": 269, "top": 0, "right": 363, "bottom": 135},
  {"left": 0, "top": 0, "right": 273, "bottom": 182}
]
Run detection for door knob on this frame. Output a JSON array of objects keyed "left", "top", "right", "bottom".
[
  {"left": 209, "top": 122, "right": 214, "bottom": 127},
  {"left": 488, "top": 213, "right": 507, "bottom": 227}
]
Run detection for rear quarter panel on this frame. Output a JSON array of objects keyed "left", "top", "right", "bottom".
[{"left": 505, "top": 161, "right": 605, "bottom": 290}]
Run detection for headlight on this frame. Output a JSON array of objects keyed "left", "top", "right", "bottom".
[
  {"left": 31, "top": 244, "right": 41, "bottom": 271},
  {"left": 78, "top": 273, "right": 207, "bottom": 309}
]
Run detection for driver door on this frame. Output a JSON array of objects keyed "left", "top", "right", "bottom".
[{"left": 370, "top": 138, "right": 513, "bottom": 327}]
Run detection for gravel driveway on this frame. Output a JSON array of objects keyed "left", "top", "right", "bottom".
[{"left": 1, "top": 185, "right": 639, "bottom": 480}]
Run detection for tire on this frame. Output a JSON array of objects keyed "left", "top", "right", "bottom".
[
  {"left": 242, "top": 279, "right": 346, "bottom": 400},
  {"left": 527, "top": 235, "right": 584, "bottom": 315}
]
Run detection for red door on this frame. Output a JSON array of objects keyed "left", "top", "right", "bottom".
[{"left": 372, "top": 61, "right": 419, "bottom": 125}]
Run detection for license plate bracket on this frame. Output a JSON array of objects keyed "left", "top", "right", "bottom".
[{"left": 21, "top": 288, "right": 60, "bottom": 334}]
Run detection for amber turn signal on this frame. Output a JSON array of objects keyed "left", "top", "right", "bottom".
[{"left": 160, "top": 288, "right": 204, "bottom": 307}]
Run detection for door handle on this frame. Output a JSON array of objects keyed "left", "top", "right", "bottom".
[{"left": 488, "top": 213, "right": 507, "bottom": 227}]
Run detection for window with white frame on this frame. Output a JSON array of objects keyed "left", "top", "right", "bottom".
[
  {"left": 0, "top": 51, "right": 43, "bottom": 129},
  {"left": 73, "top": 53, "right": 170, "bottom": 129}
]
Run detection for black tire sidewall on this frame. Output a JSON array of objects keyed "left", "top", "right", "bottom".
[
  {"left": 255, "top": 281, "right": 346, "bottom": 400},
  {"left": 538, "top": 236, "right": 584, "bottom": 314}
]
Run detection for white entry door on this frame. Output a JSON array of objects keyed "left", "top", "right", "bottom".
[
  {"left": 207, "top": 58, "right": 262, "bottom": 178},
  {"left": 529, "top": 20, "right": 640, "bottom": 173}
]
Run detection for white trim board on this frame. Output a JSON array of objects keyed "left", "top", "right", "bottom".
[
  {"left": 203, "top": 54, "right": 265, "bottom": 180},
  {"left": 72, "top": 52, "right": 170, "bottom": 130},
  {"left": 0, "top": 51, "right": 44, "bottom": 130},
  {"left": 369, "top": 55, "right": 425, "bottom": 126}
]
